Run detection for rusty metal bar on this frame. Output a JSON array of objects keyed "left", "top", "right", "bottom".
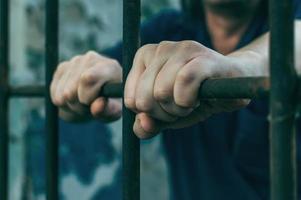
[
  {"left": 45, "top": 0, "right": 59, "bottom": 199},
  {"left": 269, "top": 0, "right": 297, "bottom": 199},
  {"left": 198, "top": 77, "right": 269, "bottom": 99},
  {"left": 123, "top": 0, "right": 141, "bottom": 199},
  {"left": 0, "top": 0, "right": 9, "bottom": 199}
]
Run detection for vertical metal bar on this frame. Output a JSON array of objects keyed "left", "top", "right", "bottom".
[
  {"left": 45, "top": 0, "right": 59, "bottom": 199},
  {"left": 269, "top": 0, "right": 297, "bottom": 199},
  {"left": 123, "top": 0, "right": 141, "bottom": 199},
  {"left": 0, "top": 0, "right": 9, "bottom": 199}
]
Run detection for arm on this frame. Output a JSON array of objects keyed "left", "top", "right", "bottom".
[
  {"left": 124, "top": 20, "right": 301, "bottom": 139},
  {"left": 229, "top": 20, "right": 301, "bottom": 75}
]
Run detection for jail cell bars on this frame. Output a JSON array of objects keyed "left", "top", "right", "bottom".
[
  {"left": 45, "top": 0, "right": 59, "bottom": 199},
  {"left": 269, "top": 0, "right": 297, "bottom": 199},
  {"left": 0, "top": 0, "right": 298, "bottom": 199},
  {"left": 0, "top": 0, "right": 9, "bottom": 199}
]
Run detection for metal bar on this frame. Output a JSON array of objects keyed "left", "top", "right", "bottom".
[
  {"left": 123, "top": 0, "right": 141, "bottom": 199},
  {"left": 99, "top": 77, "right": 270, "bottom": 99},
  {"left": 198, "top": 77, "right": 269, "bottom": 99},
  {"left": 6, "top": 77, "right": 270, "bottom": 99},
  {"left": 45, "top": 0, "right": 59, "bottom": 199},
  {"left": 269, "top": 0, "right": 297, "bottom": 199},
  {"left": 9, "top": 85, "right": 45, "bottom": 97},
  {"left": 0, "top": 0, "right": 9, "bottom": 199}
]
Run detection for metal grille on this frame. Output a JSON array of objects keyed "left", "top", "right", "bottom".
[{"left": 0, "top": 0, "right": 297, "bottom": 199}]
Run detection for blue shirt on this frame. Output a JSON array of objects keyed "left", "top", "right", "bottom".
[{"left": 104, "top": 1, "right": 301, "bottom": 200}]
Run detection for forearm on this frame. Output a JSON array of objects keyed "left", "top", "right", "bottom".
[{"left": 227, "top": 20, "right": 301, "bottom": 76}]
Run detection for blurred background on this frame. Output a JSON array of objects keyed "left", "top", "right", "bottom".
[{"left": 8, "top": 0, "right": 185, "bottom": 199}]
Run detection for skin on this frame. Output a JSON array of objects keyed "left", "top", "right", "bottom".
[{"left": 50, "top": 0, "right": 301, "bottom": 139}]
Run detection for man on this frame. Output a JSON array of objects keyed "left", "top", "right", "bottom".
[{"left": 51, "top": 0, "right": 301, "bottom": 199}]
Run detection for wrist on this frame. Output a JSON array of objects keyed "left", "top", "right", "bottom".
[{"left": 226, "top": 50, "right": 269, "bottom": 77}]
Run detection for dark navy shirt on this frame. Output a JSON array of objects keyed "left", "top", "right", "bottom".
[{"left": 104, "top": 1, "right": 301, "bottom": 200}]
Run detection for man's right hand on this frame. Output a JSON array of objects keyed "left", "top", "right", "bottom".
[{"left": 50, "top": 51, "right": 122, "bottom": 122}]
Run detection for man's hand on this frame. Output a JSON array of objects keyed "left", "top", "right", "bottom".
[
  {"left": 125, "top": 41, "right": 264, "bottom": 139},
  {"left": 51, "top": 51, "right": 122, "bottom": 122}
]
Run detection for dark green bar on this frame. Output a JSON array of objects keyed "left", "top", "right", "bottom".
[
  {"left": 122, "top": 0, "right": 141, "bottom": 199},
  {"left": 269, "top": 0, "right": 297, "bottom": 199},
  {"left": 7, "top": 77, "right": 270, "bottom": 99},
  {"left": 45, "top": 0, "right": 59, "bottom": 199},
  {"left": 9, "top": 85, "right": 45, "bottom": 97},
  {"left": 0, "top": 0, "right": 9, "bottom": 199}
]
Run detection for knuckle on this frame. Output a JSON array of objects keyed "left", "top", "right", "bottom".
[
  {"left": 125, "top": 98, "right": 136, "bottom": 110},
  {"left": 85, "top": 50, "right": 99, "bottom": 59},
  {"left": 107, "top": 59, "right": 120, "bottom": 70},
  {"left": 71, "top": 55, "right": 82, "bottom": 63},
  {"left": 136, "top": 44, "right": 154, "bottom": 58},
  {"left": 178, "top": 40, "right": 202, "bottom": 52},
  {"left": 159, "top": 41, "right": 172, "bottom": 47},
  {"left": 180, "top": 40, "right": 199, "bottom": 48},
  {"left": 156, "top": 41, "right": 172, "bottom": 53},
  {"left": 80, "top": 71, "right": 98, "bottom": 85},
  {"left": 136, "top": 46, "right": 145, "bottom": 57},
  {"left": 62, "top": 87, "right": 76, "bottom": 101},
  {"left": 154, "top": 87, "right": 172, "bottom": 102},
  {"left": 55, "top": 62, "right": 67, "bottom": 76},
  {"left": 177, "top": 69, "right": 197, "bottom": 85},
  {"left": 53, "top": 95, "right": 65, "bottom": 106},
  {"left": 135, "top": 98, "right": 153, "bottom": 112}
]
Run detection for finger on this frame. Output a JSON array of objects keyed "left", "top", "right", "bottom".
[
  {"left": 154, "top": 55, "right": 195, "bottom": 117},
  {"left": 54, "top": 56, "right": 84, "bottom": 106},
  {"left": 174, "top": 57, "right": 215, "bottom": 108},
  {"left": 78, "top": 62, "right": 121, "bottom": 105},
  {"left": 61, "top": 55, "right": 86, "bottom": 103},
  {"left": 50, "top": 62, "right": 68, "bottom": 106},
  {"left": 90, "top": 97, "right": 122, "bottom": 122},
  {"left": 124, "top": 44, "right": 157, "bottom": 111},
  {"left": 133, "top": 113, "right": 162, "bottom": 139},
  {"left": 133, "top": 101, "right": 214, "bottom": 138},
  {"left": 135, "top": 58, "right": 177, "bottom": 122},
  {"left": 163, "top": 101, "right": 215, "bottom": 130}
]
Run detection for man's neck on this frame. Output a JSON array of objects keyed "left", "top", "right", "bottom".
[{"left": 204, "top": 2, "right": 259, "bottom": 54}]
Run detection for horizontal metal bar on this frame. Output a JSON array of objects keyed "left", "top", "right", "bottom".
[
  {"left": 6, "top": 77, "right": 270, "bottom": 99},
  {"left": 199, "top": 77, "right": 269, "bottom": 99},
  {"left": 9, "top": 85, "right": 45, "bottom": 97},
  {"left": 98, "top": 77, "right": 270, "bottom": 99}
]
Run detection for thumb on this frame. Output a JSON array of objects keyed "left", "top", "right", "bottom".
[
  {"left": 133, "top": 113, "right": 163, "bottom": 139},
  {"left": 90, "top": 97, "right": 122, "bottom": 122}
]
